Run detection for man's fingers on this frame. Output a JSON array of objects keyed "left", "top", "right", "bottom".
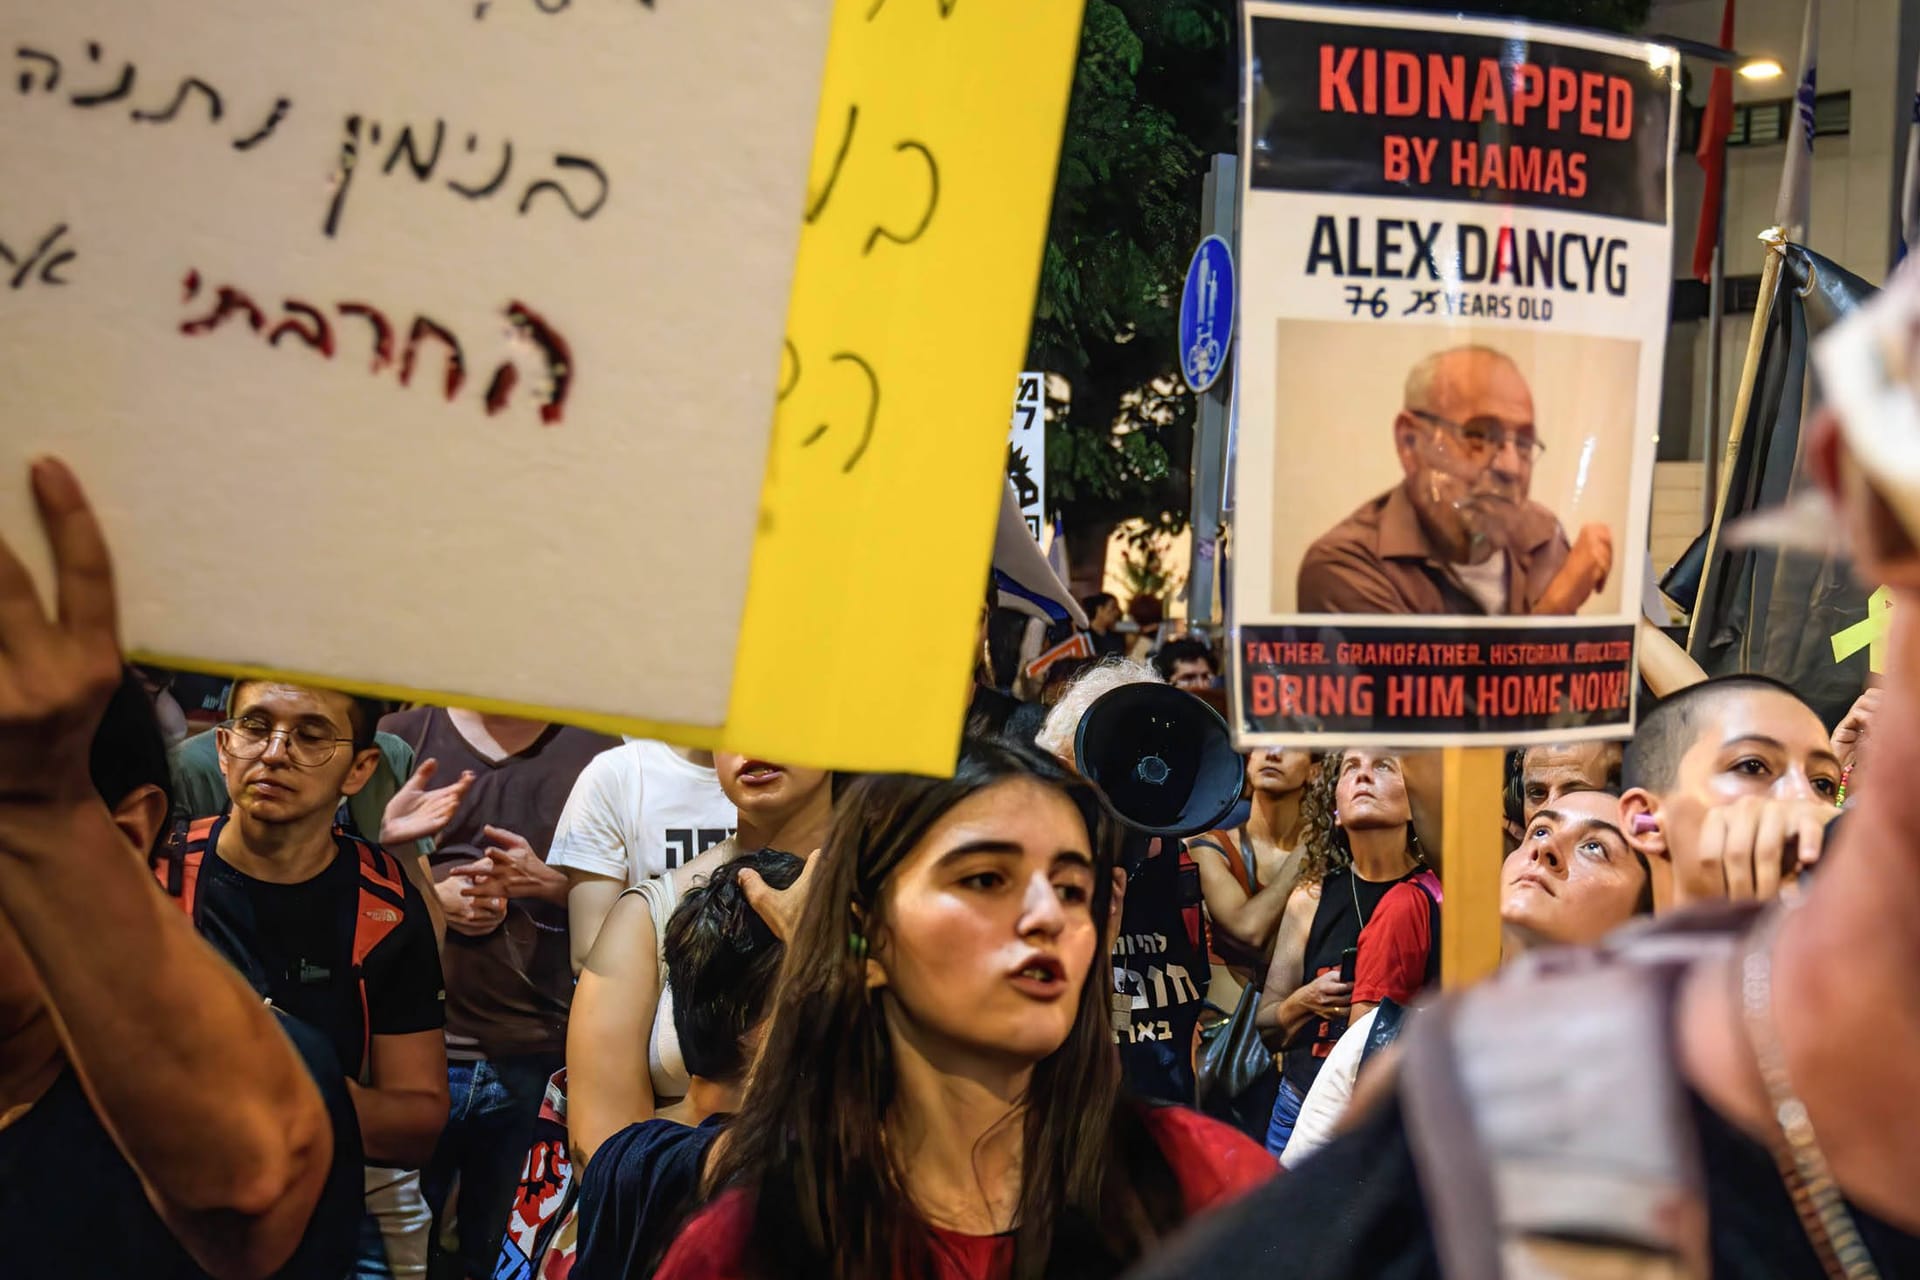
[
  {"left": 0, "top": 490, "right": 53, "bottom": 658},
  {"left": 1689, "top": 812, "right": 1726, "bottom": 903},
  {"left": 1722, "top": 805, "right": 1760, "bottom": 900},
  {"left": 1754, "top": 804, "right": 1786, "bottom": 903},
  {"left": 32, "top": 458, "right": 117, "bottom": 643},
  {"left": 1797, "top": 811, "right": 1828, "bottom": 869},
  {"left": 409, "top": 758, "right": 438, "bottom": 789}
]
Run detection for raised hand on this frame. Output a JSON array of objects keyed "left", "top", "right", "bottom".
[
  {"left": 380, "top": 758, "right": 476, "bottom": 847},
  {"left": 1677, "top": 795, "right": 1839, "bottom": 906},
  {"left": 1831, "top": 687, "right": 1881, "bottom": 777},
  {"left": 0, "top": 459, "right": 123, "bottom": 815}
]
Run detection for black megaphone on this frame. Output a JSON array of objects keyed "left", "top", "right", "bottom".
[{"left": 1073, "top": 683, "right": 1243, "bottom": 839}]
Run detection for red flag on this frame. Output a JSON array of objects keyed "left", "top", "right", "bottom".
[{"left": 1691, "top": 0, "right": 1736, "bottom": 282}]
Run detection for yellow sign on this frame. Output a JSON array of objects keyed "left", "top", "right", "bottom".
[
  {"left": 1830, "top": 585, "right": 1893, "bottom": 673},
  {"left": 723, "top": 0, "right": 1089, "bottom": 775}
]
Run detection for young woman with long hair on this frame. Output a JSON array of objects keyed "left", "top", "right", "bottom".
[{"left": 653, "top": 738, "right": 1274, "bottom": 1280}]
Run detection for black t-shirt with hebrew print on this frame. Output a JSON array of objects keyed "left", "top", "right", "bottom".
[{"left": 1111, "top": 838, "right": 1209, "bottom": 1106}]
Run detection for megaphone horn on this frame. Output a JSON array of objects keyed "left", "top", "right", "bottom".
[{"left": 1072, "top": 682, "right": 1243, "bottom": 839}]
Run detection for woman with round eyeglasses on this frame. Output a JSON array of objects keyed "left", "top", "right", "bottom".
[{"left": 651, "top": 739, "right": 1275, "bottom": 1280}]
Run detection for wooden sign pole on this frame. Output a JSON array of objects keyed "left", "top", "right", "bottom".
[{"left": 1441, "top": 745, "right": 1506, "bottom": 987}]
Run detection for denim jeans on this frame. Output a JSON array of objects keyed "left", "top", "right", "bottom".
[
  {"left": 1265, "top": 1075, "right": 1307, "bottom": 1158},
  {"left": 422, "top": 1054, "right": 564, "bottom": 1280}
]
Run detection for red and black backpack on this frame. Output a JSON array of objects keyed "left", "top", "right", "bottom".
[{"left": 152, "top": 814, "right": 409, "bottom": 1078}]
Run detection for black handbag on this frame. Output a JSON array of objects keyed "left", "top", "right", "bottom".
[{"left": 1193, "top": 835, "right": 1280, "bottom": 1140}]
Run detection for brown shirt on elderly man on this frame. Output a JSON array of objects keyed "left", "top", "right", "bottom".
[{"left": 1297, "top": 483, "right": 1572, "bottom": 616}]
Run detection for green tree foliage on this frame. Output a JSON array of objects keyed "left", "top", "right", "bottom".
[
  {"left": 1028, "top": 0, "right": 1652, "bottom": 585},
  {"left": 1028, "top": 0, "right": 1235, "bottom": 582}
]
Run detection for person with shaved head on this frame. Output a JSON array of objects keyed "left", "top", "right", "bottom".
[
  {"left": 1297, "top": 344, "right": 1613, "bottom": 616},
  {"left": 1619, "top": 674, "right": 1843, "bottom": 911}
]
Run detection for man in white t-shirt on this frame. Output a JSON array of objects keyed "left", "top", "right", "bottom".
[{"left": 550, "top": 739, "right": 735, "bottom": 970}]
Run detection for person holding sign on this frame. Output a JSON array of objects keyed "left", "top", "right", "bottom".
[
  {"left": 1297, "top": 345, "right": 1614, "bottom": 617},
  {"left": 0, "top": 461, "right": 361, "bottom": 1279}
]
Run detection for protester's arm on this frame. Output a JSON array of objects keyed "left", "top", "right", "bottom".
[
  {"left": 1190, "top": 839, "right": 1293, "bottom": 952},
  {"left": 349, "top": 1031, "right": 450, "bottom": 1166},
  {"left": 1399, "top": 751, "right": 1443, "bottom": 872},
  {"left": 550, "top": 753, "right": 640, "bottom": 969},
  {"left": 1254, "top": 884, "right": 1349, "bottom": 1039},
  {"left": 568, "top": 888, "right": 663, "bottom": 1166},
  {"left": 357, "top": 895, "right": 448, "bottom": 1165},
  {"left": 398, "top": 850, "right": 446, "bottom": 949},
  {"left": 568, "top": 870, "right": 626, "bottom": 974},
  {"left": 0, "top": 459, "right": 331, "bottom": 1278},
  {"left": 1636, "top": 616, "right": 1705, "bottom": 697}
]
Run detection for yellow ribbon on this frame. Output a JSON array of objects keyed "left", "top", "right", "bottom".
[{"left": 1830, "top": 585, "right": 1893, "bottom": 672}]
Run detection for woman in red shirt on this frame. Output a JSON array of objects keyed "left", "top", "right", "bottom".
[{"left": 652, "top": 739, "right": 1275, "bottom": 1280}]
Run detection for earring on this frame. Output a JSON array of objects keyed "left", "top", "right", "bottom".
[{"left": 847, "top": 931, "right": 868, "bottom": 960}]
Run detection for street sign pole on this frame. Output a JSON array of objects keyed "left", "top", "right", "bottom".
[{"left": 1186, "top": 154, "right": 1238, "bottom": 635}]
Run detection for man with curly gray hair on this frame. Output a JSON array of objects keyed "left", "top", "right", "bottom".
[{"left": 1034, "top": 657, "right": 1161, "bottom": 767}]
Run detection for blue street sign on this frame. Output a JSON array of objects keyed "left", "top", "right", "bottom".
[{"left": 1178, "top": 234, "right": 1235, "bottom": 394}]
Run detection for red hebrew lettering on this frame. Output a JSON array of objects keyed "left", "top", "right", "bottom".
[{"left": 400, "top": 316, "right": 466, "bottom": 400}]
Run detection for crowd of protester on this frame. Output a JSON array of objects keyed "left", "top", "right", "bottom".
[{"left": 7, "top": 298, "right": 1920, "bottom": 1277}]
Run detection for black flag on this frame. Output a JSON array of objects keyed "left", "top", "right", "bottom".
[{"left": 1676, "top": 243, "right": 1877, "bottom": 723}]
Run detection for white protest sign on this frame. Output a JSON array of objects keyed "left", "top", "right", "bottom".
[
  {"left": 1008, "top": 370, "right": 1046, "bottom": 539},
  {"left": 1230, "top": 4, "right": 1678, "bottom": 747},
  {"left": 0, "top": 0, "right": 831, "bottom": 730}
]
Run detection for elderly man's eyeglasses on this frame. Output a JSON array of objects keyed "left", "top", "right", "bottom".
[
  {"left": 1409, "top": 409, "right": 1546, "bottom": 462},
  {"left": 218, "top": 717, "right": 355, "bottom": 768}
]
